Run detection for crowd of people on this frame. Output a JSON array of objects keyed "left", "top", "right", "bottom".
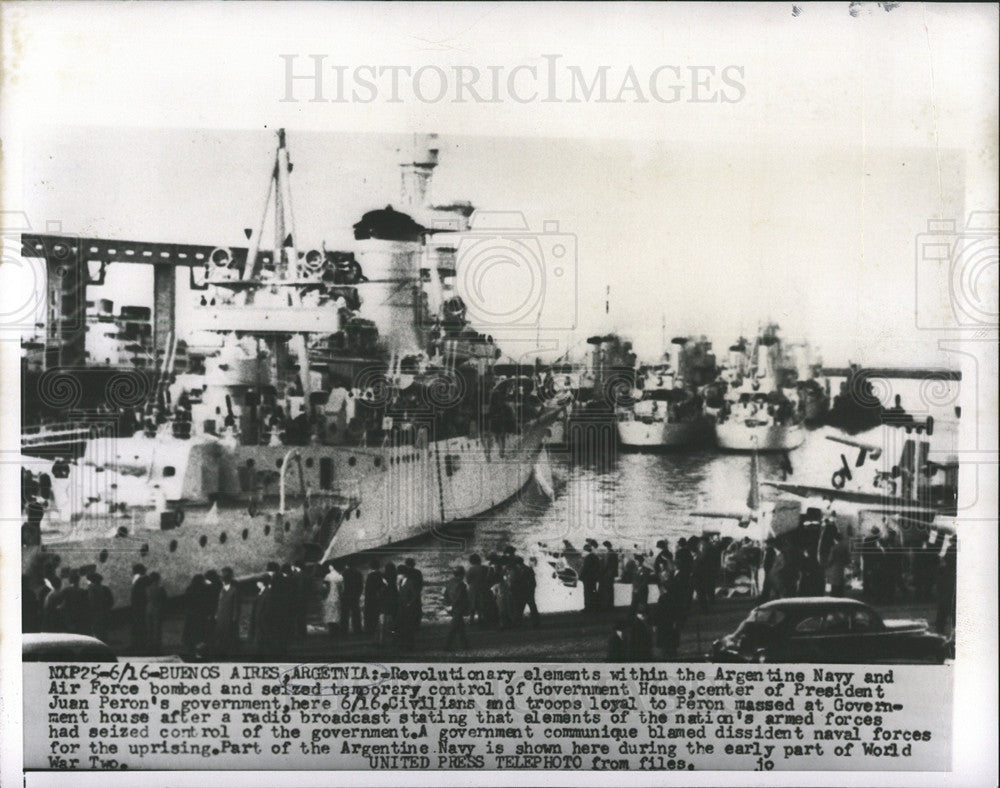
[
  {"left": 22, "top": 567, "right": 116, "bottom": 643},
  {"left": 24, "top": 518, "right": 957, "bottom": 658},
  {"left": 757, "top": 516, "right": 957, "bottom": 637},
  {"left": 22, "top": 546, "right": 543, "bottom": 658},
  {"left": 591, "top": 537, "right": 704, "bottom": 661},
  {"left": 596, "top": 516, "right": 959, "bottom": 660},
  {"left": 320, "top": 546, "right": 542, "bottom": 654}
]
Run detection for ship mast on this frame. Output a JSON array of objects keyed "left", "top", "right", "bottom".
[
  {"left": 274, "top": 129, "right": 311, "bottom": 400},
  {"left": 190, "top": 129, "right": 326, "bottom": 406}
]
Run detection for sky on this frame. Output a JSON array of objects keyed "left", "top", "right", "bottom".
[
  {"left": 7, "top": 2, "right": 996, "bottom": 370},
  {"left": 23, "top": 127, "right": 969, "bottom": 367}
]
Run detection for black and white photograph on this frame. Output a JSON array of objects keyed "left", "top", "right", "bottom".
[
  {"left": 15, "top": 127, "right": 968, "bottom": 666},
  {"left": 0, "top": 2, "right": 996, "bottom": 785}
]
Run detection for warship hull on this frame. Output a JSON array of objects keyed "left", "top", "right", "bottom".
[
  {"left": 714, "top": 420, "right": 805, "bottom": 452},
  {"left": 23, "top": 409, "right": 562, "bottom": 609},
  {"left": 617, "top": 418, "right": 710, "bottom": 449}
]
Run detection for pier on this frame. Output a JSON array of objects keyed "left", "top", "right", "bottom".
[{"left": 96, "top": 596, "right": 939, "bottom": 664}]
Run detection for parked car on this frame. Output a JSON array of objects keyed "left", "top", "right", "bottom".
[
  {"left": 23, "top": 633, "right": 117, "bottom": 662},
  {"left": 711, "top": 597, "right": 948, "bottom": 664}
]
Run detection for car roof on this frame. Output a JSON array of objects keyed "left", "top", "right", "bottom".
[
  {"left": 23, "top": 632, "right": 109, "bottom": 648},
  {"left": 23, "top": 632, "right": 117, "bottom": 661},
  {"left": 755, "top": 597, "right": 870, "bottom": 611}
]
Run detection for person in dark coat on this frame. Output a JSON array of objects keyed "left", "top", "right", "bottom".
[
  {"left": 340, "top": 560, "right": 364, "bottom": 635},
  {"left": 202, "top": 570, "right": 222, "bottom": 645},
  {"left": 289, "top": 560, "right": 309, "bottom": 640},
  {"left": 797, "top": 549, "right": 825, "bottom": 597},
  {"left": 760, "top": 539, "right": 778, "bottom": 600},
  {"left": 880, "top": 526, "right": 903, "bottom": 601},
  {"left": 444, "top": 566, "right": 470, "bottom": 651},
  {"left": 862, "top": 527, "right": 885, "bottom": 601},
  {"left": 599, "top": 541, "right": 619, "bottom": 611},
  {"left": 517, "top": 556, "right": 540, "bottom": 627},
  {"left": 144, "top": 572, "right": 167, "bottom": 655},
  {"left": 265, "top": 562, "right": 289, "bottom": 656},
  {"left": 606, "top": 620, "right": 627, "bottom": 661},
  {"left": 912, "top": 536, "right": 938, "bottom": 602},
  {"left": 676, "top": 537, "right": 696, "bottom": 608},
  {"left": 654, "top": 573, "right": 685, "bottom": 659},
  {"left": 579, "top": 543, "right": 601, "bottom": 613},
  {"left": 694, "top": 539, "right": 717, "bottom": 610},
  {"left": 57, "top": 570, "right": 90, "bottom": 636},
  {"left": 379, "top": 563, "right": 399, "bottom": 647},
  {"left": 403, "top": 558, "right": 423, "bottom": 629},
  {"left": 213, "top": 567, "right": 241, "bottom": 658},
  {"left": 86, "top": 573, "right": 114, "bottom": 643},
  {"left": 675, "top": 538, "right": 693, "bottom": 574},
  {"left": 627, "top": 606, "right": 654, "bottom": 662},
  {"left": 396, "top": 565, "right": 420, "bottom": 650},
  {"left": 653, "top": 539, "right": 674, "bottom": 579},
  {"left": 484, "top": 555, "right": 503, "bottom": 627},
  {"left": 181, "top": 574, "right": 207, "bottom": 653},
  {"left": 935, "top": 542, "right": 957, "bottom": 636},
  {"left": 466, "top": 554, "right": 489, "bottom": 625},
  {"left": 630, "top": 555, "right": 653, "bottom": 613},
  {"left": 491, "top": 558, "right": 512, "bottom": 630},
  {"left": 363, "top": 560, "right": 383, "bottom": 635},
  {"left": 250, "top": 577, "right": 277, "bottom": 657},
  {"left": 129, "top": 563, "right": 148, "bottom": 650},
  {"left": 22, "top": 575, "right": 42, "bottom": 634},
  {"left": 503, "top": 561, "right": 521, "bottom": 626}
]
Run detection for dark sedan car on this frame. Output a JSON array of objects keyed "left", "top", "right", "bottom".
[
  {"left": 23, "top": 633, "right": 117, "bottom": 662},
  {"left": 711, "top": 597, "right": 948, "bottom": 664}
]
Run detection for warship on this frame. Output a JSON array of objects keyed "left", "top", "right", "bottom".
[
  {"left": 615, "top": 336, "right": 716, "bottom": 449},
  {"left": 707, "top": 324, "right": 806, "bottom": 451},
  {"left": 21, "top": 130, "right": 568, "bottom": 608}
]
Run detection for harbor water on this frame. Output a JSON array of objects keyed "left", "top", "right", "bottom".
[{"left": 353, "top": 378, "right": 961, "bottom": 620}]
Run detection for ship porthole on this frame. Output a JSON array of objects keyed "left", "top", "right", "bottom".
[
  {"left": 264, "top": 524, "right": 271, "bottom": 536},
  {"left": 348, "top": 456, "right": 357, "bottom": 467},
  {"left": 98, "top": 550, "right": 108, "bottom": 563},
  {"left": 275, "top": 459, "right": 283, "bottom": 468},
  {"left": 199, "top": 535, "right": 207, "bottom": 548},
  {"left": 305, "top": 457, "right": 314, "bottom": 469},
  {"left": 373, "top": 457, "right": 382, "bottom": 468},
  {"left": 219, "top": 532, "right": 227, "bottom": 544},
  {"left": 241, "top": 528, "right": 249, "bottom": 541},
  {"left": 139, "top": 543, "right": 149, "bottom": 557},
  {"left": 169, "top": 540, "right": 178, "bottom": 553}
]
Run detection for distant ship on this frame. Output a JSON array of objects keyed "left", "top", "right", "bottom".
[
  {"left": 21, "top": 130, "right": 567, "bottom": 609},
  {"left": 709, "top": 324, "right": 806, "bottom": 452},
  {"left": 616, "top": 336, "right": 715, "bottom": 449}
]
